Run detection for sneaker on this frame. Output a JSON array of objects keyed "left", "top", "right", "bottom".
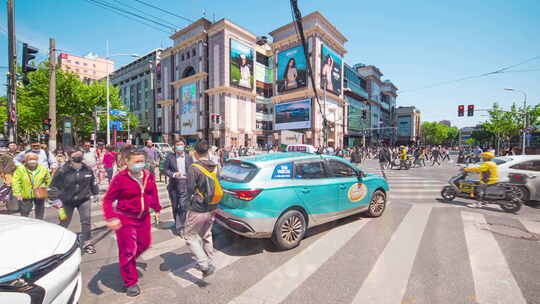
[
  {"left": 201, "top": 264, "right": 216, "bottom": 278},
  {"left": 126, "top": 284, "right": 141, "bottom": 297},
  {"left": 83, "top": 244, "right": 96, "bottom": 255}
]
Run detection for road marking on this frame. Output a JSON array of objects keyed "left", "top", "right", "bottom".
[
  {"left": 519, "top": 219, "right": 540, "bottom": 235},
  {"left": 351, "top": 205, "right": 432, "bottom": 304},
  {"left": 169, "top": 247, "right": 245, "bottom": 288},
  {"left": 461, "top": 211, "right": 527, "bottom": 304},
  {"left": 389, "top": 189, "right": 441, "bottom": 193},
  {"left": 142, "top": 237, "right": 185, "bottom": 260},
  {"left": 229, "top": 204, "right": 392, "bottom": 304}
]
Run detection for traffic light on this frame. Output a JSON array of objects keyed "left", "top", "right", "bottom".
[
  {"left": 43, "top": 118, "right": 51, "bottom": 131},
  {"left": 22, "top": 43, "right": 39, "bottom": 74},
  {"left": 458, "top": 105, "right": 464, "bottom": 117},
  {"left": 467, "top": 104, "right": 474, "bottom": 116},
  {"left": 361, "top": 110, "right": 367, "bottom": 120}
]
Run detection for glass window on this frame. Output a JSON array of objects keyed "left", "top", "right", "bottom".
[
  {"left": 220, "top": 161, "right": 258, "bottom": 183},
  {"left": 192, "top": 49, "right": 196, "bottom": 57},
  {"left": 181, "top": 54, "right": 184, "bottom": 61},
  {"left": 83, "top": 62, "right": 88, "bottom": 66},
  {"left": 294, "top": 161, "right": 326, "bottom": 179},
  {"left": 75, "top": 61, "right": 79, "bottom": 65},
  {"left": 328, "top": 160, "right": 356, "bottom": 177},
  {"left": 510, "top": 160, "right": 540, "bottom": 171}
]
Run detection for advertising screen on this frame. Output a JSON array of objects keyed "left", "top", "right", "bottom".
[
  {"left": 277, "top": 45, "right": 307, "bottom": 92},
  {"left": 320, "top": 44, "right": 342, "bottom": 95},
  {"left": 230, "top": 39, "right": 253, "bottom": 89},
  {"left": 397, "top": 116, "right": 411, "bottom": 137},
  {"left": 180, "top": 82, "right": 197, "bottom": 135},
  {"left": 348, "top": 99, "right": 364, "bottom": 131},
  {"left": 275, "top": 99, "right": 311, "bottom": 130}
]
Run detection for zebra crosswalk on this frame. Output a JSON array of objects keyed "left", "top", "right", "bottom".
[{"left": 85, "top": 202, "right": 540, "bottom": 304}]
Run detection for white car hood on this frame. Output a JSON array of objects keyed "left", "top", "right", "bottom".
[{"left": 0, "top": 215, "right": 75, "bottom": 276}]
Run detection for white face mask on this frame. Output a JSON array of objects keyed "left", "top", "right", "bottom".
[{"left": 27, "top": 160, "right": 38, "bottom": 166}]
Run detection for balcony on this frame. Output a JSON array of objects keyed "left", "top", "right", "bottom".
[{"left": 344, "top": 81, "right": 369, "bottom": 99}]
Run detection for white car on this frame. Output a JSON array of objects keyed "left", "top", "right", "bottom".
[
  {"left": 0, "top": 215, "right": 82, "bottom": 304},
  {"left": 153, "top": 142, "right": 172, "bottom": 153},
  {"left": 493, "top": 155, "right": 540, "bottom": 202}
]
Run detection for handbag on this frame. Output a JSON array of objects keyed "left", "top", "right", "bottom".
[{"left": 26, "top": 169, "right": 48, "bottom": 199}]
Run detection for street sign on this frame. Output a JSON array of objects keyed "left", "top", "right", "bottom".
[
  {"left": 95, "top": 106, "right": 106, "bottom": 110},
  {"left": 110, "top": 109, "right": 128, "bottom": 116},
  {"left": 110, "top": 120, "right": 123, "bottom": 131}
]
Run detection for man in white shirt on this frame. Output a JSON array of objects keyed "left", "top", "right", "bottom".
[
  {"left": 15, "top": 141, "right": 58, "bottom": 173},
  {"left": 164, "top": 138, "right": 193, "bottom": 235}
]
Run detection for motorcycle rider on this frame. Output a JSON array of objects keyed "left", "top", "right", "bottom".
[{"left": 463, "top": 151, "right": 498, "bottom": 207}]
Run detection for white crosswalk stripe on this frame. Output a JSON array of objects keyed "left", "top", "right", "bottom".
[
  {"left": 352, "top": 205, "right": 432, "bottom": 304},
  {"left": 461, "top": 211, "right": 527, "bottom": 304}
]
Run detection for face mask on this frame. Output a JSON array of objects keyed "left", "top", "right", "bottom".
[
  {"left": 129, "top": 163, "right": 146, "bottom": 172},
  {"left": 176, "top": 146, "right": 185, "bottom": 152},
  {"left": 27, "top": 160, "right": 38, "bottom": 166},
  {"left": 71, "top": 156, "right": 83, "bottom": 163},
  {"left": 32, "top": 148, "right": 40, "bottom": 153}
]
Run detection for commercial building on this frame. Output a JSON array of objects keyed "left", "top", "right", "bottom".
[
  {"left": 439, "top": 120, "right": 451, "bottom": 127},
  {"left": 110, "top": 49, "right": 162, "bottom": 144},
  {"left": 157, "top": 11, "right": 400, "bottom": 148},
  {"left": 344, "top": 63, "right": 369, "bottom": 146},
  {"left": 395, "top": 106, "right": 421, "bottom": 144},
  {"left": 58, "top": 52, "right": 114, "bottom": 84},
  {"left": 355, "top": 64, "right": 398, "bottom": 145}
]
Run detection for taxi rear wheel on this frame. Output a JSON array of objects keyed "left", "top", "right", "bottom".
[
  {"left": 272, "top": 210, "right": 307, "bottom": 250},
  {"left": 365, "top": 190, "right": 386, "bottom": 217}
]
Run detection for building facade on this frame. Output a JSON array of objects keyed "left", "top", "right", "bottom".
[
  {"left": 396, "top": 106, "right": 421, "bottom": 144},
  {"left": 110, "top": 49, "right": 162, "bottom": 144},
  {"left": 58, "top": 52, "right": 114, "bottom": 83},
  {"left": 157, "top": 11, "right": 401, "bottom": 148},
  {"left": 344, "top": 63, "right": 369, "bottom": 146}
]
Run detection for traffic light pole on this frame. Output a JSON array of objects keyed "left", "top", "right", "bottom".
[
  {"left": 7, "top": 0, "right": 17, "bottom": 143},
  {"left": 48, "top": 38, "right": 57, "bottom": 151}
]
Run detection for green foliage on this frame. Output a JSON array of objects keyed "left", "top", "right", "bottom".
[
  {"left": 4, "top": 61, "right": 137, "bottom": 143},
  {"left": 421, "top": 121, "right": 451, "bottom": 145}
]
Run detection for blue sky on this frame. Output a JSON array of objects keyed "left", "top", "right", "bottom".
[{"left": 1, "top": 0, "right": 539, "bottom": 127}]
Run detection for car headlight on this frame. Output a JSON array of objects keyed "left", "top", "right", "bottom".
[{"left": 0, "top": 238, "right": 79, "bottom": 292}]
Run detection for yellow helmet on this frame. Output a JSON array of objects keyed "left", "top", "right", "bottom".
[
  {"left": 480, "top": 152, "right": 495, "bottom": 159},
  {"left": 400, "top": 145, "right": 405, "bottom": 148}
]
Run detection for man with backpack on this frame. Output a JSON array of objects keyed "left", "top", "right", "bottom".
[{"left": 184, "top": 139, "right": 223, "bottom": 278}]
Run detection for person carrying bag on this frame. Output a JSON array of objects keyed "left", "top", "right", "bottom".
[{"left": 12, "top": 152, "right": 51, "bottom": 219}]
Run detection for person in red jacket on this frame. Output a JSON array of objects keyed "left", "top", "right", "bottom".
[{"left": 102, "top": 150, "right": 161, "bottom": 297}]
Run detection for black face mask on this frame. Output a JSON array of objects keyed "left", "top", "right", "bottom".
[{"left": 71, "top": 156, "right": 83, "bottom": 163}]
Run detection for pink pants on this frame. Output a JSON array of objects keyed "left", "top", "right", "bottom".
[{"left": 115, "top": 215, "right": 152, "bottom": 287}]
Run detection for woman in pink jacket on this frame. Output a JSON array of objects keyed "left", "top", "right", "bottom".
[{"left": 102, "top": 150, "right": 161, "bottom": 297}]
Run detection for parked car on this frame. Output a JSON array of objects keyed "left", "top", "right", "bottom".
[
  {"left": 153, "top": 142, "right": 172, "bottom": 153},
  {"left": 493, "top": 155, "right": 540, "bottom": 203},
  {"left": 215, "top": 152, "right": 389, "bottom": 250},
  {"left": 0, "top": 215, "right": 82, "bottom": 304}
]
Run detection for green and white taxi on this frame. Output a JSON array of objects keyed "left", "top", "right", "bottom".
[{"left": 216, "top": 152, "right": 389, "bottom": 250}]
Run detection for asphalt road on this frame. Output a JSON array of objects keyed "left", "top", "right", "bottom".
[{"left": 47, "top": 158, "right": 540, "bottom": 304}]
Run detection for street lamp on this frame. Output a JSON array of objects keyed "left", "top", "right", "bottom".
[
  {"left": 504, "top": 88, "right": 528, "bottom": 155},
  {"left": 105, "top": 40, "right": 139, "bottom": 145}
]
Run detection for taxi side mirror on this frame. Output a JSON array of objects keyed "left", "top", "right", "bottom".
[{"left": 356, "top": 169, "right": 365, "bottom": 181}]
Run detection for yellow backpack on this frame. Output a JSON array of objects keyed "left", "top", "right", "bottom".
[{"left": 192, "top": 163, "right": 223, "bottom": 205}]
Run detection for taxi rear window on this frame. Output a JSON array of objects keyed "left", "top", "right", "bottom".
[{"left": 220, "top": 161, "right": 258, "bottom": 183}]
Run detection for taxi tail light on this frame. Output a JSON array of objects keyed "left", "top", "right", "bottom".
[{"left": 230, "top": 189, "right": 262, "bottom": 201}]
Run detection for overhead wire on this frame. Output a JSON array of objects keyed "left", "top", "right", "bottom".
[
  {"left": 132, "top": 0, "right": 195, "bottom": 24},
  {"left": 84, "top": 0, "right": 175, "bottom": 33},
  {"left": 111, "top": 0, "right": 180, "bottom": 30},
  {"left": 400, "top": 55, "right": 540, "bottom": 94}
]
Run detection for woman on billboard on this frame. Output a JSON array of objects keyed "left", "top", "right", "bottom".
[
  {"left": 321, "top": 54, "right": 334, "bottom": 92},
  {"left": 284, "top": 58, "right": 298, "bottom": 90},
  {"left": 239, "top": 54, "right": 251, "bottom": 88}
]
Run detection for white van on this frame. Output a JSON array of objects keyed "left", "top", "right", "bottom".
[{"left": 286, "top": 144, "right": 317, "bottom": 154}]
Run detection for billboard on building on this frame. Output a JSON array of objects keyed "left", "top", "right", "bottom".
[
  {"left": 180, "top": 82, "right": 198, "bottom": 135},
  {"left": 320, "top": 44, "right": 342, "bottom": 95},
  {"left": 348, "top": 98, "right": 364, "bottom": 131},
  {"left": 276, "top": 45, "right": 307, "bottom": 92},
  {"left": 275, "top": 99, "right": 311, "bottom": 130},
  {"left": 397, "top": 116, "right": 412, "bottom": 137},
  {"left": 230, "top": 39, "right": 253, "bottom": 89}
]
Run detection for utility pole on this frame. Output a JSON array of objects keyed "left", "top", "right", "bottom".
[
  {"left": 7, "top": 0, "right": 17, "bottom": 143},
  {"left": 48, "top": 38, "right": 57, "bottom": 151}
]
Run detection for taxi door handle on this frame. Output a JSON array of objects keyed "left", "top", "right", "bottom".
[
  {"left": 301, "top": 188, "right": 311, "bottom": 193},
  {"left": 339, "top": 184, "right": 347, "bottom": 189}
]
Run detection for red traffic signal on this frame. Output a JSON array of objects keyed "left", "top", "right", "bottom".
[
  {"left": 458, "top": 105, "right": 464, "bottom": 117},
  {"left": 467, "top": 105, "right": 474, "bottom": 116}
]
